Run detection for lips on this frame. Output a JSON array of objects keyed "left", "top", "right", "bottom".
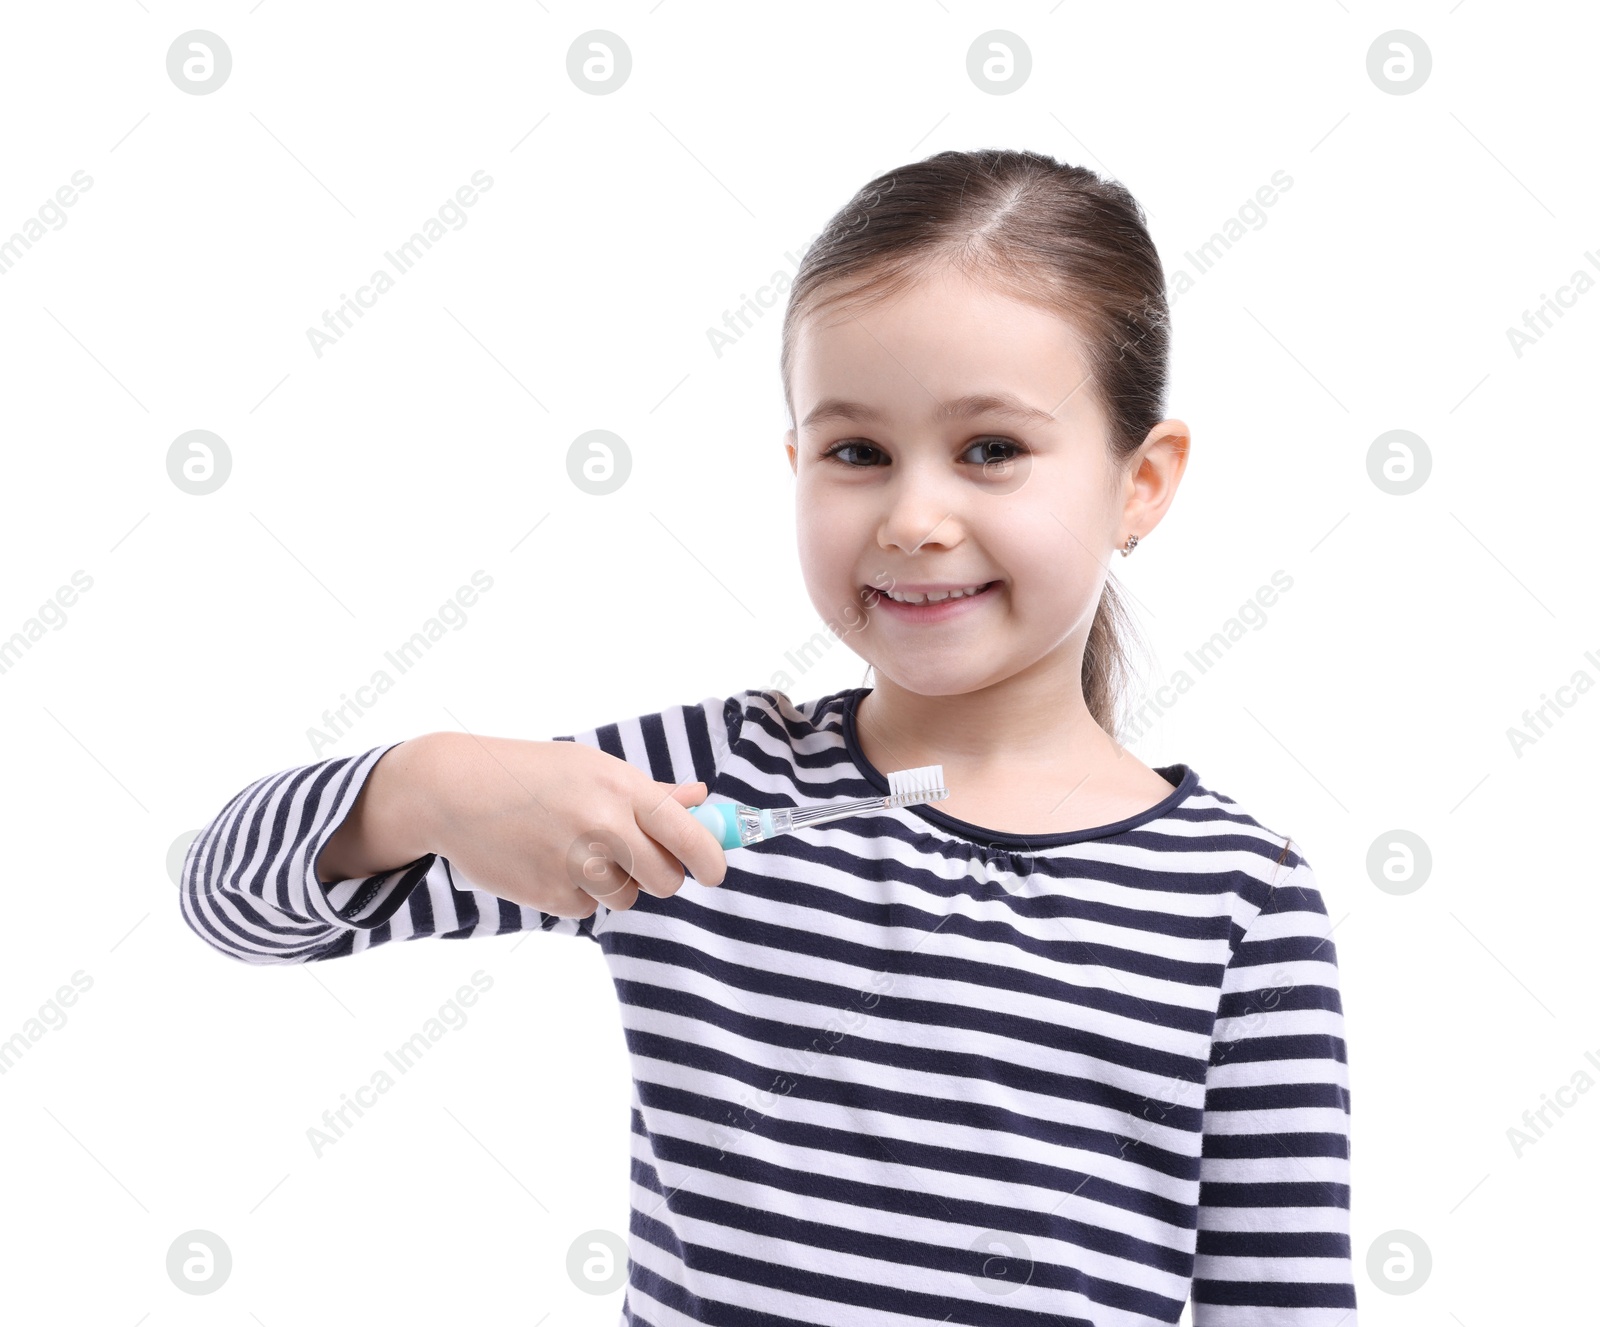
[
  {"left": 884, "top": 583, "right": 994, "bottom": 604},
  {"left": 863, "top": 580, "right": 1001, "bottom": 622}
]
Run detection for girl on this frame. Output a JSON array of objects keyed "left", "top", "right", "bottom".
[{"left": 183, "top": 148, "right": 1356, "bottom": 1326}]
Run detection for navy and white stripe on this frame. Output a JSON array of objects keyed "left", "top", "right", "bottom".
[{"left": 181, "top": 686, "right": 1357, "bottom": 1325}]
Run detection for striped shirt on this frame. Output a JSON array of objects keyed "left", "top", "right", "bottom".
[{"left": 181, "top": 685, "right": 1357, "bottom": 1326}]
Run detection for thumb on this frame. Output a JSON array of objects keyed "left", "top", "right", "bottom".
[{"left": 663, "top": 780, "right": 707, "bottom": 808}]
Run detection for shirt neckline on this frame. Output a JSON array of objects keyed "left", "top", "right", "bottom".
[{"left": 837, "top": 685, "right": 1198, "bottom": 850}]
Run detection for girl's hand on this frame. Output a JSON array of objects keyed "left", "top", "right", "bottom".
[{"left": 417, "top": 731, "right": 727, "bottom": 919}]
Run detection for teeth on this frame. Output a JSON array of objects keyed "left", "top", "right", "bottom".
[{"left": 884, "top": 583, "right": 990, "bottom": 604}]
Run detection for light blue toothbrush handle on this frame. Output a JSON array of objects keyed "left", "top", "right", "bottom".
[{"left": 688, "top": 801, "right": 745, "bottom": 850}]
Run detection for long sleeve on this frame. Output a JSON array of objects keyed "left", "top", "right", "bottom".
[
  {"left": 1190, "top": 856, "right": 1358, "bottom": 1325},
  {"left": 180, "top": 695, "right": 740, "bottom": 965}
]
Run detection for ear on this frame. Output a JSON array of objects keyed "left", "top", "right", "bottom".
[
  {"left": 1121, "top": 419, "right": 1191, "bottom": 544},
  {"left": 785, "top": 427, "right": 798, "bottom": 475}
]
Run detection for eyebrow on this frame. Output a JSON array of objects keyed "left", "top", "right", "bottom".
[{"left": 799, "top": 392, "right": 1058, "bottom": 431}]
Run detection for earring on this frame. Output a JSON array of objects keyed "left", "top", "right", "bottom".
[{"left": 1120, "top": 534, "right": 1140, "bottom": 557}]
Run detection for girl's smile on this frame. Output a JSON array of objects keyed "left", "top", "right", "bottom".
[{"left": 862, "top": 577, "right": 1003, "bottom": 623}]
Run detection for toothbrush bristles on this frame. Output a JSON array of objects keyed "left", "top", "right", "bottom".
[{"left": 885, "top": 763, "right": 948, "bottom": 807}]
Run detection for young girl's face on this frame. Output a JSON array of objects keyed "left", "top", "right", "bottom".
[{"left": 785, "top": 266, "right": 1131, "bottom": 698}]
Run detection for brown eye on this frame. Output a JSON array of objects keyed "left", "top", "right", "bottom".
[
  {"left": 961, "top": 438, "right": 1026, "bottom": 465},
  {"left": 821, "top": 440, "right": 884, "bottom": 467}
]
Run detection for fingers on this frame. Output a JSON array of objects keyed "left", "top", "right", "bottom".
[
  {"left": 658, "top": 780, "right": 728, "bottom": 888},
  {"left": 667, "top": 782, "right": 706, "bottom": 806},
  {"left": 563, "top": 832, "right": 641, "bottom": 912},
  {"left": 630, "top": 779, "right": 728, "bottom": 894}
]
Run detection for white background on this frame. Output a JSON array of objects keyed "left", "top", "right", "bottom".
[{"left": 1, "top": 2, "right": 1593, "bottom": 1322}]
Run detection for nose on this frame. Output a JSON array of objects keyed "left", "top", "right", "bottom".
[{"left": 876, "top": 459, "right": 964, "bottom": 556}]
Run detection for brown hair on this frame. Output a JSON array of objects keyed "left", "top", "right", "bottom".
[{"left": 779, "top": 148, "right": 1171, "bottom": 742}]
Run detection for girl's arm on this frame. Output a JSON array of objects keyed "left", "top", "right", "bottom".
[
  {"left": 313, "top": 735, "right": 440, "bottom": 885},
  {"left": 178, "top": 695, "right": 742, "bottom": 965},
  {"left": 1190, "top": 858, "right": 1359, "bottom": 1324}
]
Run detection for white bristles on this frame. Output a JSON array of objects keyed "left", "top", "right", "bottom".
[{"left": 884, "top": 763, "right": 948, "bottom": 807}]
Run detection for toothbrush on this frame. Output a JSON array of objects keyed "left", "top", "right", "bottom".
[{"left": 686, "top": 765, "right": 949, "bottom": 849}]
